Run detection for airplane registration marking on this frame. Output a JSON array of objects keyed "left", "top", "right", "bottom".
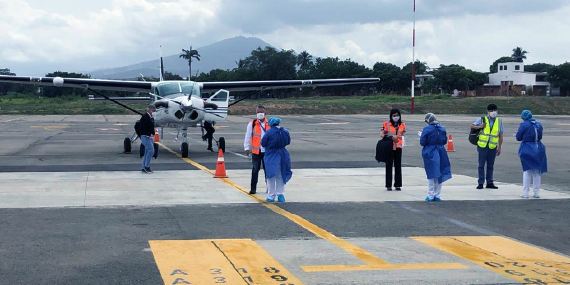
[
  {"left": 413, "top": 236, "right": 570, "bottom": 284},
  {"left": 158, "top": 142, "right": 467, "bottom": 273}
]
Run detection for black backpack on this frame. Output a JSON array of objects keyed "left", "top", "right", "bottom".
[
  {"left": 134, "top": 120, "right": 142, "bottom": 137},
  {"left": 468, "top": 116, "right": 484, "bottom": 145},
  {"left": 375, "top": 136, "right": 393, "bottom": 163}
]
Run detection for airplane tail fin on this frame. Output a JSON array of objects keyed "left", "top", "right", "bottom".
[{"left": 159, "top": 45, "right": 164, "bottom": 81}]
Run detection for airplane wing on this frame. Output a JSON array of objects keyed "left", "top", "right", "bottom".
[
  {"left": 0, "top": 75, "right": 152, "bottom": 93},
  {"left": 200, "top": 78, "right": 379, "bottom": 93}
]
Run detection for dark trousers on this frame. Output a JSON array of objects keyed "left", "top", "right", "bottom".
[
  {"left": 386, "top": 148, "right": 402, "bottom": 188},
  {"left": 477, "top": 146, "right": 497, "bottom": 185},
  {"left": 203, "top": 123, "right": 215, "bottom": 150},
  {"left": 251, "top": 152, "right": 266, "bottom": 192}
]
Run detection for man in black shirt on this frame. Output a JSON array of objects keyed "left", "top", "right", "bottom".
[
  {"left": 202, "top": 121, "right": 216, "bottom": 152},
  {"left": 140, "top": 104, "right": 156, "bottom": 173}
]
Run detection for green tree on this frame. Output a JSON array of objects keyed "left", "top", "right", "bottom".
[
  {"left": 239, "top": 46, "right": 297, "bottom": 80},
  {"left": 525, "top": 63, "right": 554, "bottom": 73},
  {"left": 490, "top": 56, "right": 512, "bottom": 73},
  {"left": 548, "top": 62, "right": 570, "bottom": 91},
  {"left": 297, "top": 50, "right": 313, "bottom": 70},
  {"left": 511, "top": 47, "right": 528, "bottom": 63},
  {"left": 372, "top": 62, "right": 404, "bottom": 93},
  {"left": 163, "top": 71, "right": 184, "bottom": 80},
  {"left": 424, "top": 64, "right": 487, "bottom": 93},
  {"left": 41, "top": 71, "right": 91, "bottom": 97},
  {"left": 179, "top": 46, "right": 201, "bottom": 80}
]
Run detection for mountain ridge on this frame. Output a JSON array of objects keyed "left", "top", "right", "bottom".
[{"left": 89, "top": 36, "right": 273, "bottom": 79}]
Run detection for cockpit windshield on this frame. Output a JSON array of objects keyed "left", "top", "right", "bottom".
[{"left": 155, "top": 81, "right": 201, "bottom": 98}]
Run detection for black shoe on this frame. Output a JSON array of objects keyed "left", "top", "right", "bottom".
[
  {"left": 486, "top": 183, "right": 498, "bottom": 189},
  {"left": 395, "top": 187, "right": 401, "bottom": 191},
  {"left": 386, "top": 187, "right": 392, "bottom": 191},
  {"left": 476, "top": 184, "right": 484, "bottom": 189},
  {"left": 249, "top": 190, "right": 256, "bottom": 195},
  {"left": 207, "top": 148, "right": 214, "bottom": 152},
  {"left": 144, "top": 167, "right": 153, "bottom": 174}
]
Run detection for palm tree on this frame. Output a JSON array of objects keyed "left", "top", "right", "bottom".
[
  {"left": 179, "top": 46, "right": 201, "bottom": 80},
  {"left": 235, "top": 59, "right": 245, "bottom": 70},
  {"left": 297, "top": 50, "right": 313, "bottom": 69},
  {"left": 511, "top": 47, "right": 528, "bottom": 63}
]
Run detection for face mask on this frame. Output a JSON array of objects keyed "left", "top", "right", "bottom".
[
  {"left": 256, "top": 113, "right": 265, "bottom": 120},
  {"left": 489, "top": 111, "right": 497, "bottom": 118},
  {"left": 392, "top": 116, "right": 400, "bottom": 122}
]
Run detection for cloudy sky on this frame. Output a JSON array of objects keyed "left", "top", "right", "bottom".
[{"left": 1, "top": 0, "right": 569, "bottom": 77}]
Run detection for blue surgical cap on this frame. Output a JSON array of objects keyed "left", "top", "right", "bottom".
[
  {"left": 268, "top": 117, "right": 281, "bottom": 126},
  {"left": 521, "top": 110, "right": 533, "bottom": 120}
]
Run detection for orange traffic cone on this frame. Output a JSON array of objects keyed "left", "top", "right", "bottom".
[
  {"left": 213, "top": 149, "right": 228, "bottom": 178},
  {"left": 446, "top": 134, "right": 456, "bottom": 152},
  {"left": 154, "top": 131, "right": 160, "bottom": 143}
]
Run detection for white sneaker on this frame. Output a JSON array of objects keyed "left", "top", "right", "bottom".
[
  {"left": 533, "top": 194, "right": 540, "bottom": 198},
  {"left": 520, "top": 195, "right": 529, "bottom": 199}
]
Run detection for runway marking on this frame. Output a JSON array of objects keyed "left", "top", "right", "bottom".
[
  {"left": 30, "top": 125, "right": 69, "bottom": 130},
  {"left": 150, "top": 239, "right": 304, "bottom": 285},
  {"left": 2, "top": 117, "right": 24, "bottom": 123},
  {"left": 157, "top": 143, "right": 468, "bottom": 274},
  {"left": 414, "top": 236, "right": 570, "bottom": 284}
]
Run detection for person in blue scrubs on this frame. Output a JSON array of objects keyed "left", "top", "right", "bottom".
[
  {"left": 516, "top": 110, "right": 547, "bottom": 198},
  {"left": 420, "top": 113, "right": 452, "bottom": 202},
  {"left": 261, "top": 117, "right": 292, "bottom": 202}
]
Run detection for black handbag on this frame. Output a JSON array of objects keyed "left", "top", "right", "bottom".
[
  {"left": 468, "top": 117, "right": 484, "bottom": 145},
  {"left": 375, "top": 136, "right": 393, "bottom": 163}
]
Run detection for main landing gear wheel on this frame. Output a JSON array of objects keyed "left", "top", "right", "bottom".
[
  {"left": 218, "top": 137, "right": 226, "bottom": 153},
  {"left": 123, "top": 138, "right": 131, "bottom": 153},
  {"left": 181, "top": 142, "right": 189, "bottom": 158}
]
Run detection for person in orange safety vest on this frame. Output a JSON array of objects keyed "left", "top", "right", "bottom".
[
  {"left": 244, "top": 105, "right": 271, "bottom": 195},
  {"left": 380, "top": 108, "right": 406, "bottom": 191}
]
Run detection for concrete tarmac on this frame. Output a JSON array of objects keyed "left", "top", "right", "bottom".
[{"left": 1, "top": 114, "right": 570, "bottom": 285}]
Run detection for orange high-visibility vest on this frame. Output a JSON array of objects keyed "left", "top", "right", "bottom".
[
  {"left": 251, "top": 119, "right": 270, "bottom": 154},
  {"left": 383, "top": 121, "right": 406, "bottom": 150}
]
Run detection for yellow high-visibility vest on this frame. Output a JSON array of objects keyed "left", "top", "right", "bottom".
[{"left": 477, "top": 116, "right": 501, "bottom": 149}]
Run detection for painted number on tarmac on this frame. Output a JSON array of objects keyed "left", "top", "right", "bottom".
[
  {"left": 149, "top": 239, "right": 304, "bottom": 285},
  {"left": 414, "top": 236, "right": 570, "bottom": 284}
]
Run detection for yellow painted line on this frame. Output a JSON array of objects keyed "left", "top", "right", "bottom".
[
  {"left": 31, "top": 125, "right": 69, "bottom": 130},
  {"left": 159, "top": 143, "right": 467, "bottom": 273},
  {"left": 3, "top": 117, "right": 24, "bottom": 123},
  {"left": 413, "top": 236, "right": 570, "bottom": 284},
  {"left": 301, "top": 262, "right": 467, "bottom": 272},
  {"left": 149, "top": 240, "right": 248, "bottom": 285}
]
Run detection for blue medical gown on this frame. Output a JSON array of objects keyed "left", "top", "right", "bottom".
[
  {"left": 516, "top": 120, "right": 547, "bottom": 173},
  {"left": 420, "top": 124, "right": 452, "bottom": 183},
  {"left": 261, "top": 127, "right": 293, "bottom": 184}
]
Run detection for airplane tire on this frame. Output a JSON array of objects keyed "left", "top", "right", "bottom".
[
  {"left": 123, "top": 138, "right": 132, "bottom": 153},
  {"left": 153, "top": 143, "right": 159, "bottom": 159},
  {"left": 140, "top": 144, "right": 145, "bottom": 157},
  {"left": 218, "top": 137, "right": 226, "bottom": 153},
  {"left": 181, "top": 142, "right": 189, "bottom": 158}
]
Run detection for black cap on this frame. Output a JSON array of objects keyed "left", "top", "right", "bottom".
[{"left": 487, "top": 104, "right": 498, "bottom": 110}]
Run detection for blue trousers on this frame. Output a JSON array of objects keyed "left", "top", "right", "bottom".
[
  {"left": 141, "top": 135, "right": 154, "bottom": 169},
  {"left": 477, "top": 146, "right": 497, "bottom": 185}
]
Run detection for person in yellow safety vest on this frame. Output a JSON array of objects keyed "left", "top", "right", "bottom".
[
  {"left": 244, "top": 105, "right": 270, "bottom": 195},
  {"left": 380, "top": 108, "right": 406, "bottom": 191},
  {"left": 471, "top": 103, "right": 504, "bottom": 189}
]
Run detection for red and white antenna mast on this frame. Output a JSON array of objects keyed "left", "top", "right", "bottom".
[{"left": 411, "top": 0, "right": 416, "bottom": 114}]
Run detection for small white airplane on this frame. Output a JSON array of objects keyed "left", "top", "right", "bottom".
[{"left": 0, "top": 69, "right": 379, "bottom": 158}]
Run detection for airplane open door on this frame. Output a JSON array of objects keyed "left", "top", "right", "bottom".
[{"left": 203, "top": 89, "right": 229, "bottom": 122}]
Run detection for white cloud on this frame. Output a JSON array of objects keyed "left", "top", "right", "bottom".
[{"left": 1, "top": 0, "right": 569, "bottom": 76}]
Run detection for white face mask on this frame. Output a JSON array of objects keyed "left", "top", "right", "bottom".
[
  {"left": 392, "top": 116, "right": 400, "bottom": 122},
  {"left": 256, "top": 113, "right": 265, "bottom": 120},
  {"left": 489, "top": 111, "right": 498, "bottom": 118}
]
